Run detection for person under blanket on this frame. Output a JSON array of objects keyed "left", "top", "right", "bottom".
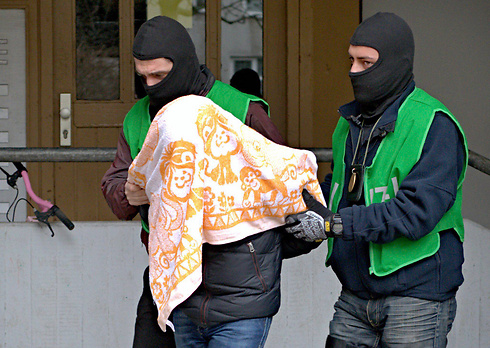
[
  {"left": 127, "top": 94, "right": 325, "bottom": 348},
  {"left": 101, "top": 16, "right": 322, "bottom": 348}
]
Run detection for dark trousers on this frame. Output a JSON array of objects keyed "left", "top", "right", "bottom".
[
  {"left": 327, "top": 289, "right": 456, "bottom": 348},
  {"left": 132, "top": 266, "right": 176, "bottom": 348}
]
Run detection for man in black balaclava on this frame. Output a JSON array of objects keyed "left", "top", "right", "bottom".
[
  {"left": 132, "top": 15, "right": 210, "bottom": 116},
  {"left": 285, "top": 12, "right": 467, "bottom": 348},
  {"left": 348, "top": 11, "right": 414, "bottom": 119},
  {"left": 101, "top": 15, "right": 318, "bottom": 348}
]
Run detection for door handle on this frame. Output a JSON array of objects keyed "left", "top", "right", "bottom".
[{"left": 60, "top": 93, "right": 71, "bottom": 146}]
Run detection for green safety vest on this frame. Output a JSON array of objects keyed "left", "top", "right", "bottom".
[
  {"left": 123, "top": 80, "right": 269, "bottom": 232},
  {"left": 328, "top": 88, "right": 468, "bottom": 277}
]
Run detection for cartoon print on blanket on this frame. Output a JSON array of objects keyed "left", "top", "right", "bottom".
[{"left": 127, "top": 95, "right": 325, "bottom": 331}]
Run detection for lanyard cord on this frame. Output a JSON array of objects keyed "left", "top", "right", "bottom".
[{"left": 350, "top": 116, "right": 382, "bottom": 167}]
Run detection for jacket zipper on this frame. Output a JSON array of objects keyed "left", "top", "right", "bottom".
[
  {"left": 200, "top": 262, "right": 210, "bottom": 326},
  {"left": 247, "top": 242, "right": 268, "bottom": 291}
]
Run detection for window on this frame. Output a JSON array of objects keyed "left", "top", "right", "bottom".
[
  {"left": 221, "top": 0, "right": 263, "bottom": 84},
  {"left": 76, "top": 0, "right": 120, "bottom": 100},
  {"left": 232, "top": 57, "right": 262, "bottom": 77}
]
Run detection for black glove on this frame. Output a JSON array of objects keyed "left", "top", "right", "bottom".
[{"left": 285, "top": 190, "right": 343, "bottom": 242}]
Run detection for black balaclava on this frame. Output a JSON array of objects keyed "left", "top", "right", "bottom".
[
  {"left": 349, "top": 12, "right": 415, "bottom": 118},
  {"left": 133, "top": 16, "right": 209, "bottom": 113}
]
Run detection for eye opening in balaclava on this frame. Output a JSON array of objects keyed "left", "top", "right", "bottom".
[
  {"left": 133, "top": 16, "right": 201, "bottom": 112},
  {"left": 349, "top": 12, "right": 415, "bottom": 118}
]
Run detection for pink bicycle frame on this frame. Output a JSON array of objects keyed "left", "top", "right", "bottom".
[{"left": 20, "top": 170, "right": 54, "bottom": 221}]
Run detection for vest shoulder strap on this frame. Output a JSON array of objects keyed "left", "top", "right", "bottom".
[{"left": 206, "top": 80, "right": 269, "bottom": 122}]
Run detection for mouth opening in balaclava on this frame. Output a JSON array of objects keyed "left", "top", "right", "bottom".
[
  {"left": 133, "top": 16, "right": 201, "bottom": 112},
  {"left": 349, "top": 12, "right": 415, "bottom": 118}
]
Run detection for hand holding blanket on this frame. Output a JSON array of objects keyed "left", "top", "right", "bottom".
[{"left": 127, "top": 95, "right": 325, "bottom": 331}]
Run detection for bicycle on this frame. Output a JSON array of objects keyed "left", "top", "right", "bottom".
[{"left": 1, "top": 162, "right": 75, "bottom": 236}]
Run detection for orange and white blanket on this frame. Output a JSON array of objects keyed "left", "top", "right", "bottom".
[{"left": 127, "top": 95, "right": 325, "bottom": 331}]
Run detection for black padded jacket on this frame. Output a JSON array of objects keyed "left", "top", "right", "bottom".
[{"left": 178, "top": 225, "right": 319, "bottom": 328}]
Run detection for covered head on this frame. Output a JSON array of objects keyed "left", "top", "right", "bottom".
[
  {"left": 133, "top": 16, "right": 201, "bottom": 110},
  {"left": 230, "top": 68, "right": 262, "bottom": 98},
  {"left": 349, "top": 12, "right": 415, "bottom": 118}
]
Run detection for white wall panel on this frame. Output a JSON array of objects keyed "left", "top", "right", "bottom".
[
  {"left": 0, "top": 220, "right": 487, "bottom": 347},
  {"left": 0, "top": 9, "right": 27, "bottom": 223},
  {"left": 0, "top": 221, "right": 148, "bottom": 348}
]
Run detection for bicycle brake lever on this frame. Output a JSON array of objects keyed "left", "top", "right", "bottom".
[
  {"left": 0, "top": 167, "right": 20, "bottom": 189},
  {"left": 8, "top": 171, "right": 22, "bottom": 189},
  {"left": 34, "top": 210, "right": 55, "bottom": 237}
]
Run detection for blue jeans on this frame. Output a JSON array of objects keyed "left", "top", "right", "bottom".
[
  {"left": 172, "top": 308, "right": 272, "bottom": 348},
  {"left": 328, "top": 289, "right": 457, "bottom": 348}
]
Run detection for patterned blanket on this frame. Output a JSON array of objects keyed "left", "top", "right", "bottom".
[{"left": 127, "top": 95, "right": 324, "bottom": 331}]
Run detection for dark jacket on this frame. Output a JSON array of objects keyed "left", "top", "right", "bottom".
[
  {"left": 179, "top": 226, "right": 317, "bottom": 327},
  {"left": 322, "top": 82, "right": 466, "bottom": 301},
  {"left": 101, "top": 80, "right": 320, "bottom": 328}
]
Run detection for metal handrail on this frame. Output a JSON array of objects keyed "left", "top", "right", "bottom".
[
  {"left": 0, "top": 147, "right": 489, "bottom": 176},
  {"left": 0, "top": 147, "right": 117, "bottom": 162},
  {"left": 468, "top": 150, "right": 490, "bottom": 176}
]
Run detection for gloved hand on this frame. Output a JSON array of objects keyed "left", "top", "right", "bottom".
[{"left": 285, "top": 190, "right": 343, "bottom": 242}]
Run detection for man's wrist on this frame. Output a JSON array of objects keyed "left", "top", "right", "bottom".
[{"left": 325, "top": 213, "right": 343, "bottom": 238}]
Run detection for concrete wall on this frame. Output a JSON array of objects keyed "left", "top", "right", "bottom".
[
  {"left": 0, "top": 222, "right": 148, "bottom": 347},
  {"left": 362, "top": 0, "right": 490, "bottom": 229},
  {"left": 1, "top": 220, "right": 488, "bottom": 347}
]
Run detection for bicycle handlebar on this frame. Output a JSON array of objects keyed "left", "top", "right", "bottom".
[
  {"left": 7, "top": 162, "right": 76, "bottom": 234},
  {"left": 51, "top": 205, "right": 75, "bottom": 230},
  {"left": 12, "top": 161, "right": 27, "bottom": 173}
]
